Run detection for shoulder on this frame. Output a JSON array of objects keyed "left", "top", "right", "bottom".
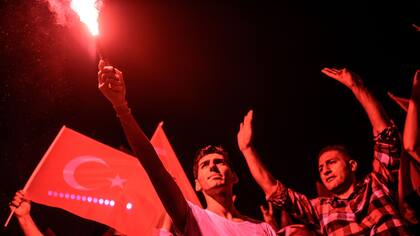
[{"left": 240, "top": 215, "right": 265, "bottom": 224}]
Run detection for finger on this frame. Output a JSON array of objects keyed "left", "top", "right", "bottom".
[
  {"left": 114, "top": 68, "right": 123, "bottom": 77},
  {"left": 107, "top": 79, "right": 123, "bottom": 86},
  {"left": 259, "top": 205, "right": 266, "bottom": 213},
  {"left": 321, "top": 67, "right": 333, "bottom": 71},
  {"left": 244, "top": 115, "right": 251, "bottom": 126},
  {"left": 98, "top": 82, "right": 106, "bottom": 90},
  {"left": 9, "top": 204, "right": 16, "bottom": 210},
  {"left": 115, "top": 69, "right": 124, "bottom": 85},
  {"left": 10, "top": 200, "right": 21, "bottom": 207},
  {"left": 321, "top": 69, "right": 338, "bottom": 78},
  {"left": 268, "top": 202, "right": 273, "bottom": 212},
  {"left": 324, "top": 68, "right": 340, "bottom": 74},
  {"left": 246, "top": 110, "right": 253, "bottom": 121},
  {"left": 321, "top": 68, "right": 332, "bottom": 74},
  {"left": 100, "top": 72, "right": 117, "bottom": 83},
  {"left": 101, "top": 74, "right": 120, "bottom": 87},
  {"left": 98, "top": 71, "right": 106, "bottom": 85},
  {"left": 98, "top": 59, "right": 107, "bottom": 70},
  {"left": 108, "top": 85, "right": 124, "bottom": 92},
  {"left": 102, "top": 66, "right": 115, "bottom": 72},
  {"left": 101, "top": 72, "right": 117, "bottom": 81},
  {"left": 13, "top": 195, "right": 22, "bottom": 202},
  {"left": 16, "top": 191, "right": 25, "bottom": 198},
  {"left": 321, "top": 68, "right": 336, "bottom": 74},
  {"left": 104, "top": 80, "right": 123, "bottom": 90},
  {"left": 103, "top": 70, "right": 122, "bottom": 82}
]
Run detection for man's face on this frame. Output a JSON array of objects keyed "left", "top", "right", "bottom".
[
  {"left": 195, "top": 153, "right": 237, "bottom": 193},
  {"left": 318, "top": 150, "right": 355, "bottom": 193}
]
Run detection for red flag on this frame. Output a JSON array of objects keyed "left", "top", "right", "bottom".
[
  {"left": 25, "top": 126, "right": 164, "bottom": 235},
  {"left": 151, "top": 122, "right": 201, "bottom": 207}
]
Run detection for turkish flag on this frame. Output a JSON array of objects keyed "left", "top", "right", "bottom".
[
  {"left": 150, "top": 122, "right": 201, "bottom": 207},
  {"left": 25, "top": 126, "right": 164, "bottom": 235}
]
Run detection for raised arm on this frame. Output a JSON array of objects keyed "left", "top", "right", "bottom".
[
  {"left": 237, "top": 110, "right": 277, "bottom": 195},
  {"left": 321, "top": 68, "right": 392, "bottom": 136},
  {"left": 10, "top": 190, "right": 43, "bottom": 236},
  {"left": 403, "top": 70, "right": 420, "bottom": 163},
  {"left": 97, "top": 60, "right": 188, "bottom": 232},
  {"left": 238, "top": 110, "right": 320, "bottom": 228}
]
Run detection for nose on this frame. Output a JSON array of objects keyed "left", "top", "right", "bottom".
[
  {"left": 322, "top": 167, "right": 332, "bottom": 176},
  {"left": 209, "top": 161, "right": 219, "bottom": 172}
]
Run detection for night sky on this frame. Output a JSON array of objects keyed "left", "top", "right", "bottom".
[{"left": 1, "top": 0, "right": 419, "bottom": 235}]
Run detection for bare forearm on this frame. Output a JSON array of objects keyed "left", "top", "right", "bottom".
[
  {"left": 350, "top": 83, "right": 391, "bottom": 136},
  {"left": 17, "top": 215, "right": 43, "bottom": 236},
  {"left": 241, "top": 146, "right": 277, "bottom": 195},
  {"left": 115, "top": 106, "right": 188, "bottom": 230}
]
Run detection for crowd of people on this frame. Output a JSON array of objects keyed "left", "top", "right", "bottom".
[
  {"left": 8, "top": 28, "right": 419, "bottom": 236},
  {"left": 9, "top": 63, "right": 419, "bottom": 236}
]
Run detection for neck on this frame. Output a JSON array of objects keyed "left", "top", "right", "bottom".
[
  {"left": 203, "top": 189, "right": 240, "bottom": 219},
  {"left": 335, "top": 185, "right": 354, "bottom": 199},
  {"left": 334, "top": 179, "right": 356, "bottom": 199}
]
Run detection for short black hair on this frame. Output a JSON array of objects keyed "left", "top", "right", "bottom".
[
  {"left": 193, "top": 145, "right": 232, "bottom": 179},
  {"left": 317, "top": 144, "right": 353, "bottom": 163}
]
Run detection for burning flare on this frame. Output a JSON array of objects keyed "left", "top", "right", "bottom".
[{"left": 70, "top": 0, "right": 101, "bottom": 36}]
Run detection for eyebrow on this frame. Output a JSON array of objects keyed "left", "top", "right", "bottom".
[
  {"left": 319, "top": 157, "right": 336, "bottom": 167},
  {"left": 199, "top": 160, "right": 209, "bottom": 167}
]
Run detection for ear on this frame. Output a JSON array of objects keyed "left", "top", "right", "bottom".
[
  {"left": 349, "top": 159, "right": 358, "bottom": 172},
  {"left": 195, "top": 179, "right": 202, "bottom": 192}
]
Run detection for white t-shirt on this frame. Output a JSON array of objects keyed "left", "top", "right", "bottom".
[{"left": 182, "top": 201, "right": 277, "bottom": 236}]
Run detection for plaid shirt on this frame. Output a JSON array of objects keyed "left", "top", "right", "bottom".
[{"left": 268, "top": 126, "right": 412, "bottom": 235}]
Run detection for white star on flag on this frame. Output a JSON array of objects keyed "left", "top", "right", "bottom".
[{"left": 108, "top": 174, "right": 127, "bottom": 188}]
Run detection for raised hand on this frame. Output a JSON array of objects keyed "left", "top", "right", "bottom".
[
  {"left": 98, "top": 59, "right": 126, "bottom": 107},
  {"left": 321, "top": 67, "right": 362, "bottom": 89},
  {"left": 9, "top": 190, "right": 31, "bottom": 218},
  {"left": 260, "top": 202, "right": 278, "bottom": 231},
  {"left": 237, "top": 110, "right": 253, "bottom": 151}
]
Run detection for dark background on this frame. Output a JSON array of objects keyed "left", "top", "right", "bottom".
[{"left": 0, "top": 0, "right": 419, "bottom": 235}]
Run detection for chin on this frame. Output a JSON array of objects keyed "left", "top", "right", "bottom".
[
  {"left": 325, "top": 186, "right": 335, "bottom": 192},
  {"left": 325, "top": 183, "right": 338, "bottom": 192}
]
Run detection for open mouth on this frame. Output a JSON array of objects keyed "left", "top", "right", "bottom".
[{"left": 326, "top": 176, "right": 335, "bottom": 183}]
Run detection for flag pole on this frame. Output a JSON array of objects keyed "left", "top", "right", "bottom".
[{"left": 4, "top": 126, "right": 67, "bottom": 227}]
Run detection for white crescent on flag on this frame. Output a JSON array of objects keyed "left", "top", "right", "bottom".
[{"left": 63, "top": 155, "right": 108, "bottom": 191}]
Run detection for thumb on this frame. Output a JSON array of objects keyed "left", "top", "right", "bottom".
[{"left": 98, "top": 59, "right": 110, "bottom": 70}]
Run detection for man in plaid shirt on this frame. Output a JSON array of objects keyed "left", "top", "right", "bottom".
[{"left": 237, "top": 68, "right": 412, "bottom": 235}]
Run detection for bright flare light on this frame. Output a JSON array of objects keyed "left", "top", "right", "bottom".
[{"left": 70, "top": 0, "right": 100, "bottom": 36}]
